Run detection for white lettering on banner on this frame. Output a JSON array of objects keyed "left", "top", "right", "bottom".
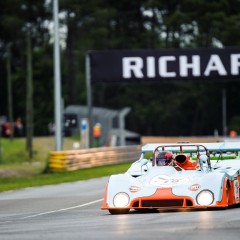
[
  {"left": 122, "top": 57, "right": 144, "bottom": 78},
  {"left": 204, "top": 55, "right": 227, "bottom": 76},
  {"left": 179, "top": 55, "right": 200, "bottom": 77},
  {"left": 122, "top": 54, "right": 240, "bottom": 79},
  {"left": 147, "top": 56, "right": 155, "bottom": 77},
  {"left": 231, "top": 54, "right": 240, "bottom": 75},
  {"left": 159, "top": 56, "right": 176, "bottom": 77}
]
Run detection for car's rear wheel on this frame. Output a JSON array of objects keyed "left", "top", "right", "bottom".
[
  {"left": 109, "top": 209, "right": 129, "bottom": 215},
  {"left": 226, "top": 182, "right": 230, "bottom": 206},
  {"left": 226, "top": 188, "right": 229, "bottom": 205}
]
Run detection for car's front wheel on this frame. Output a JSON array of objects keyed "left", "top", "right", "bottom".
[{"left": 109, "top": 209, "right": 130, "bottom": 215}]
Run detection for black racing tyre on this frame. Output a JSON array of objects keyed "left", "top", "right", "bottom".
[
  {"left": 108, "top": 209, "right": 130, "bottom": 215},
  {"left": 134, "top": 208, "right": 158, "bottom": 213},
  {"left": 226, "top": 184, "right": 230, "bottom": 206}
]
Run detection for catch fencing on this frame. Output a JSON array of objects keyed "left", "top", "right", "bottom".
[{"left": 49, "top": 145, "right": 141, "bottom": 171}]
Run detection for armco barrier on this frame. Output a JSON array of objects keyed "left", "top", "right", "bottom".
[{"left": 49, "top": 145, "right": 141, "bottom": 171}]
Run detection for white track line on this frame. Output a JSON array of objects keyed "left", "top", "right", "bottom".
[{"left": 21, "top": 198, "right": 104, "bottom": 220}]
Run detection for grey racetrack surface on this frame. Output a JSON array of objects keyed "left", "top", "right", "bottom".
[{"left": 0, "top": 176, "right": 240, "bottom": 240}]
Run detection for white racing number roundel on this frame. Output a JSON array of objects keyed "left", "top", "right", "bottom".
[{"left": 150, "top": 175, "right": 189, "bottom": 187}]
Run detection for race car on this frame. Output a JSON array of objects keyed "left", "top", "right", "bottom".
[{"left": 101, "top": 142, "right": 240, "bottom": 214}]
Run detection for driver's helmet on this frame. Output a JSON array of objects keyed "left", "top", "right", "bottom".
[{"left": 156, "top": 151, "right": 173, "bottom": 166}]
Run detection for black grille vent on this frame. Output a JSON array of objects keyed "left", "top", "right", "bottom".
[
  {"left": 142, "top": 200, "right": 183, "bottom": 207},
  {"left": 132, "top": 199, "right": 193, "bottom": 208}
]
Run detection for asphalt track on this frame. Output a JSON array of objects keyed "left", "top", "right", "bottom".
[{"left": 0, "top": 176, "right": 240, "bottom": 240}]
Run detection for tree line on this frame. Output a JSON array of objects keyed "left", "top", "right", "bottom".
[{"left": 1, "top": 0, "right": 240, "bottom": 139}]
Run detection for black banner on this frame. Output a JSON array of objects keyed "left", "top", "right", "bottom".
[{"left": 89, "top": 48, "right": 240, "bottom": 83}]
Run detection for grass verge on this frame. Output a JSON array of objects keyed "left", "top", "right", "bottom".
[
  {"left": 0, "top": 137, "right": 132, "bottom": 192},
  {"left": 0, "top": 162, "right": 130, "bottom": 192}
]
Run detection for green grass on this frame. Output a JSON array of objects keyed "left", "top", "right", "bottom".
[
  {"left": 0, "top": 137, "right": 132, "bottom": 192},
  {"left": 0, "top": 138, "right": 28, "bottom": 164},
  {"left": 0, "top": 162, "right": 130, "bottom": 192}
]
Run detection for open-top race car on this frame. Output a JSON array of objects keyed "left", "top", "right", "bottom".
[{"left": 101, "top": 142, "right": 240, "bottom": 214}]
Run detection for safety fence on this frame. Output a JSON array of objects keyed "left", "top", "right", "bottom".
[{"left": 49, "top": 145, "right": 141, "bottom": 171}]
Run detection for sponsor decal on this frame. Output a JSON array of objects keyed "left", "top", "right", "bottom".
[
  {"left": 129, "top": 186, "right": 141, "bottom": 193},
  {"left": 150, "top": 175, "right": 189, "bottom": 187},
  {"left": 189, "top": 184, "right": 201, "bottom": 191}
]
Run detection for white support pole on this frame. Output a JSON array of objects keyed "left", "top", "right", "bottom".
[
  {"left": 86, "top": 54, "right": 92, "bottom": 147},
  {"left": 53, "top": 0, "right": 62, "bottom": 151}
]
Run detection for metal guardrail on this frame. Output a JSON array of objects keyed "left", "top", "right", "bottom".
[
  {"left": 49, "top": 145, "right": 141, "bottom": 171},
  {"left": 49, "top": 136, "right": 230, "bottom": 171}
]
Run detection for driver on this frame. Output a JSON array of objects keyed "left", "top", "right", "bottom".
[{"left": 156, "top": 151, "right": 173, "bottom": 166}]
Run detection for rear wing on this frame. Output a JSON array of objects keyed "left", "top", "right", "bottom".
[{"left": 141, "top": 142, "right": 240, "bottom": 153}]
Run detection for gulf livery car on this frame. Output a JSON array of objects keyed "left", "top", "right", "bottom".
[{"left": 101, "top": 142, "right": 240, "bottom": 214}]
